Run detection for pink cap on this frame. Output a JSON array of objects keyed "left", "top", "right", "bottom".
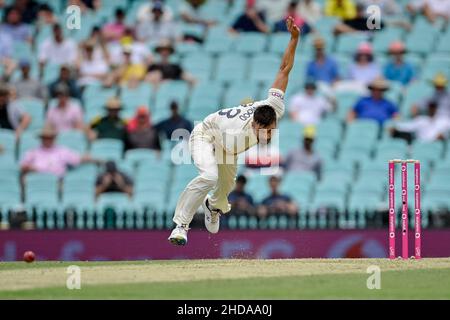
[
  {"left": 357, "top": 42, "right": 373, "bottom": 55},
  {"left": 389, "top": 41, "right": 406, "bottom": 53}
]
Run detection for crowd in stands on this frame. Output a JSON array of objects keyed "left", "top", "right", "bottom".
[{"left": 1, "top": 0, "right": 450, "bottom": 229}]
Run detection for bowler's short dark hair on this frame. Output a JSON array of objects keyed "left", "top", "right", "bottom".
[{"left": 253, "top": 105, "right": 276, "bottom": 127}]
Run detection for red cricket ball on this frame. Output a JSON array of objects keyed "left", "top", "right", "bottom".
[{"left": 23, "top": 251, "right": 35, "bottom": 263}]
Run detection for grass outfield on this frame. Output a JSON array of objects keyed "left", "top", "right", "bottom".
[{"left": 1, "top": 258, "right": 450, "bottom": 299}]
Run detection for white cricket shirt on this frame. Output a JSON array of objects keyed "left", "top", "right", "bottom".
[{"left": 202, "top": 88, "right": 285, "bottom": 155}]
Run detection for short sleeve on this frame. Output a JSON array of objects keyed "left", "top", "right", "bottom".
[
  {"left": 263, "top": 88, "right": 285, "bottom": 119},
  {"left": 20, "top": 150, "right": 35, "bottom": 168},
  {"left": 61, "top": 147, "right": 81, "bottom": 167}
]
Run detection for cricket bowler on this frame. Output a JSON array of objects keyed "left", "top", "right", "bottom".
[{"left": 169, "top": 17, "right": 300, "bottom": 245}]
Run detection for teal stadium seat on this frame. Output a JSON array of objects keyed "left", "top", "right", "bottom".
[
  {"left": 182, "top": 52, "right": 214, "bottom": 82},
  {"left": 372, "top": 28, "right": 404, "bottom": 53},
  {"left": 90, "top": 139, "right": 124, "bottom": 162},
  {"left": 82, "top": 85, "right": 118, "bottom": 110},
  {"left": 411, "top": 141, "right": 444, "bottom": 165},
  {"left": 120, "top": 84, "right": 153, "bottom": 110},
  {"left": 222, "top": 81, "right": 260, "bottom": 107},
  {"left": 0, "top": 129, "right": 16, "bottom": 158},
  {"left": 154, "top": 80, "right": 189, "bottom": 114},
  {"left": 335, "top": 34, "right": 369, "bottom": 54},
  {"left": 234, "top": 32, "right": 267, "bottom": 54},
  {"left": 345, "top": 119, "right": 379, "bottom": 142},
  {"left": 56, "top": 130, "right": 88, "bottom": 153},
  {"left": 268, "top": 33, "right": 291, "bottom": 54},
  {"left": 18, "top": 98, "right": 45, "bottom": 131},
  {"left": 215, "top": 53, "right": 247, "bottom": 83},
  {"left": 335, "top": 91, "right": 360, "bottom": 120},
  {"left": 249, "top": 53, "right": 280, "bottom": 83},
  {"left": 124, "top": 149, "right": 160, "bottom": 167},
  {"left": 18, "top": 131, "right": 39, "bottom": 161}
]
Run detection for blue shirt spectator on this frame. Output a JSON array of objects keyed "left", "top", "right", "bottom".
[
  {"left": 156, "top": 101, "right": 193, "bottom": 140},
  {"left": 306, "top": 37, "right": 339, "bottom": 84},
  {"left": 350, "top": 79, "right": 398, "bottom": 125},
  {"left": 0, "top": 31, "right": 13, "bottom": 59},
  {"left": 384, "top": 41, "right": 415, "bottom": 85}
]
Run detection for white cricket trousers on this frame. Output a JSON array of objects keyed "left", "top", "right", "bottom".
[{"left": 173, "top": 123, "right": 238, "bottom": 227}]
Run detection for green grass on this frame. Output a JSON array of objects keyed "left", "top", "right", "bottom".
[{"left": 1, "top": 259, "right": 450, "bottom": 299}]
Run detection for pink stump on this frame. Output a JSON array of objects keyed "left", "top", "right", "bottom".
[
  {"left": 401, "top": 162, "right": 409, "bottom": 259},
  {"left": 388, "top": 161, "right": 396, "bottom": 259},
  {"left": 415, "top": 161, "right": 422, "bottom": 259}
]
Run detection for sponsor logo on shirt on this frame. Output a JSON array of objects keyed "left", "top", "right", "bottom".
[{"left": 271, "top": 92, "right": 284, "bottom": 100}]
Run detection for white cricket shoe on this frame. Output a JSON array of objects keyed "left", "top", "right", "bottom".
[
  {"left": 202, "top": 196, "right": 221, "bottom": 234},
  {"left": 168, "top": 225, "right": 188, "bottom": 246}
]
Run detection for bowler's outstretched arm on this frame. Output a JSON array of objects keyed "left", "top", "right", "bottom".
[{"left": 271, "top": 16, "right": 300, "bottom": 92}]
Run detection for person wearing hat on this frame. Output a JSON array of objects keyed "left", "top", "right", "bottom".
[
  {"left": 126, "top": 106, "right": 161, "bottom": 151},
  {"left": 20, "top": 125, "right": 97, "bottom": 178},
  {"left": 89, "top": 97, "right": 127, "bottom": 142},
  {"left": 116, "top": 45, "right": 147, "bottom": 87},
  {"left": 383, "top": 41, "right": 415, "bottom": 85},
  {"left": 348, "top": 42, "right": 381, "bottom": 86},
  {"left": 136, "top": 1, "right": 180, "bottom": 45},
  {"left": 289, "top": 81, "right": 332, "bottom": 125},
  {"left": 45, "top": 83, "right": 84, "bottom": 133},
  {"left": 77, "top": 41, "right": 110, "bottom": 87},
  {"left": 348, "top": 78, "right": 399, "bottom": 125},
  {"left": 11, "top": 59, "right": 48, "bottom": 100},
  {"left": 284, "top": 125, "right": 322, "bottom": 178},
  {"left": 306, "top": 37, "right": 339, "bottom": 85},
  {"left": 257, "top": 175, "right": 298, "bottom": 218},
  {"left": 136, "top": 0, "right": 174, "bottom": 23},
  {"left": 0, "top": 83, "right": 30, "bottom": 139},
  {"left": 147, "top": 40, "right": 195, "bottom": 87},
  {"left": 411, "top": 74, "right": 450, "bottom": 119}
]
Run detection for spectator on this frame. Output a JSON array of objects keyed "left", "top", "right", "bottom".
[
  {"left": 95, "top": 161, "right": 134, "bottom": 198},
  {"left": 89, "top": 97, "right": 127, "bottom": 141},
  {"left": 257, "top": 176, "right": 298, "bottom": 218},
  {"left": 146, "top": 41, "right": 196, "bottom": 87},
  {"left": 348, "top": 42, "right": 381, "bottom": 86},
  {"left": 5, "top": 0, "right": 40, "bottom": 24},
  {"left": 108, "top": 28, "right": 153, "bottom": 68},
  {"left": 12, "top": 59, "right": 48, "bottom": 100},
  {"left": 46, "top": 84, "right": 84, "bottom": 133},
  {"left": 407, "top": 0, "right": 450, "bottom": 23},
  {"left": 0, "top": 29, "right": 13, "bottom": 59},
  {"left": 325, "top": 0, "right": 357, "bottom": 19},
  {"left": 126, "top": 106, "right": 161, "bottom": 151},
  {"left": 136, "top": 0, "right": 174, "bottom": 23},
  {"left": 384, "top": 41, "right": 415, "bottom": 86},
  {"left": 390, "top": 100, "right": 450, "bottom": 142},
  {"left": 306, "top": 37, "right": 339, "bottom": 85},
  {"left": 102, "top": 8, "right": 127, "bottom": 42},
  {"left": 156, "top": 101, "right": 193, "bottom": 140},
  {"left": 136, "top": 1, "right": 181, "bottom": 45},
  {"left": 228, "top": 175, "right": 255, "bottom": 215},
  {"left": 297, "top": 0, "right": 322, "bottom": 25},
  {"left": 273, "top": 1, "right": 311, "bottom": 35},
  {"left": 36, "top": 3, "right": 58, "bottom": 27},
  {"left": 289, "top": 81, "right": 332, "bottom": 125},
  {"left": 20, "top": 126, "right": 96, "bottom": 178},
  {"left": 284, "top": 126, "right": 322, "bottom": 178},
  {"left": 0, "top": 83, "right": 30, "bottom": 139},
  {"left": 230, "top": 1, "right": 269, "bottom": 33},
  {"left": 348, "top": 78, "right": 399, "bottom": 125},
  {"left": 361, "top": 0, "right": 399, "bottom": 16},
  {"left": 0, "top": 7, "right": 32, "bottom": 42},
  {"left": 49, "top": 65, "right": 82, "bottom": 100},
  {"left": 108, "top": 46, "right": 146, "bottom": 87},
  {"left": 77, "top": 41, "right": 110, "bottom": 87},
  {"left": 334, "top": 3, "right": 384, "bottom": 34},
  {"left": 411, "top": 74, "right": 450, "bottom": 119},
  {"left": 38, "top": 24, "right": 78, "bottom": 77},
  {"left": 179, "top": 0, "right": 216, "bottom": 28}
]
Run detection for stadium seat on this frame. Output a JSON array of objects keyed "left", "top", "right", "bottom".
[
  {"left": 411, "top": 141, "right": 444, "bottom": 165},
  {"left": 345, "top": 119, "right": 379, "bottom": 142},
  {"left": 268, "top": 33, "right": 291, "bottom": 54},
  {"left": 90, "top": 139, "right": 124, "bottom": 162},
  {"left": 372, "top": 28, "right": 404, "bottom": 53},
  {"left": 124, "top": 149, "right": 160, "bottom": 167},
  {"left": 405, "top": 32, "right": 436, "bottom": 55},
  {"left": 18, "top": 132, "right": 40, "bottom": 161},
  {"left": 154, "top": 80, "right": 189, "bottom": 113},
  {"left": 18, "top": 98, "right": 45, "bottom": 131},
  {"left": 82, "top": 85, "right": 118, "bottom": 110},
  {"left": 0, "top": 129, "right": 16, "bottom": 157},
  {"left": 181, "top": 52, "right": 214, "bottom": 82},
  {"left": 215, "top": 53, "right": 247, "bottom": 83},
  {"left": 249, "top": 53, "right": 280, "bottom": 83},
  {"left": 120, "top": 84, "right": 153, "bottom": 110},
  {"left": 186, "top": 81, "right": 222, "bottom": 111},
  {"left": 234, "top": 32, "right": 267, "bottom": 54},
  {"left": 335, "top": 34, "right": 369, "bottom": 54},
  {"left": 222, "top": 81, "right": 260, "bottom": 107},
  {"left": 56, "top": 130, "right": 88, "bottom": 153}
]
